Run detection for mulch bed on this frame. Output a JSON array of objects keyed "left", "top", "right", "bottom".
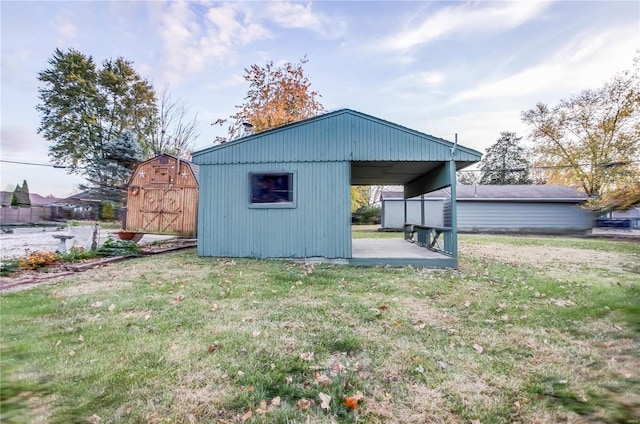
[{"left": 0, "top": 239, "right": 197, "bottom": 292}]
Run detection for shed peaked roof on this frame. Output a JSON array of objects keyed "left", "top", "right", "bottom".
[{"left": 193, "top": 109, "right": 482, "bottom": 168}]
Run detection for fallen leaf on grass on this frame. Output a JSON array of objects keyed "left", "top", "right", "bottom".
[
  {"left": 211, "top": 304, "right": 218, "bottom": 312},
  {"left": 343, "top": 391, "right": 364, "bottom": 410},
  {"left": 108, "top": 304, "right": 115, "bottom": 312},
  {"left": 271, "top": 396, "right": 281, "bottom": 407},
  {"left": 207, "top": 344, "right": 220, "bottom": 353},
  {"left": 343, "top": 396, "right": 358, "bottom": 410},
  {"left": 472, "top": 343, "right": 484, "bottom": 354},
  {"left": 553, "top": 299, "right": 575, "bottom": 307},
  {"left": 86, "top": 414, "right": 101, "bottom": 424},
  {"left": 297, "top": 398, "right": 313, "bottom": 410},
  {"left": 256, "top": 400, "right": 268, "bottom": 415},
  {"left": 378, "top": 305, "right": 389, "bottom": 310},
  {"left": 68, "top": 350, "right": 76, "bottom": 356},
  {"left": 241, "top": 409, "right": 252, "bottom": 422},
  {"left": 91, "top": 301, "right": 103, "bottom": 308},
  {"left": 78, "top": 335, "right": 84, "bottom": 342},
  {"left": 252, "top": 330, "right": 261, "bottom": 338},
  {"left": 55, "top": 340, "right": 62, "bottom": 347},
  {"left": 470, "top": 420, "right": 482, "bottom": 424},
  {"left": 300, "top": 352, "right": 315, "bottom": 362},
  {"left": 319, "top": 392, "right": 331, "bottom": 410},
  {"left": 315, "top": 374, "right": 332, "bottom": 387}
]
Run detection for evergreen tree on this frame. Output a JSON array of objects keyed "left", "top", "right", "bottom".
[
  {"left": 479, "top": 132, "right": 532, "bottom": 185},
  {"left": 21, "top": 180, "right": 31, "bottom": 206},
  {"left": 80, "top": 131, "right": 143, "bottom": 204},
  {"left": 10, "top": 184, "right": 19, "bottom": 207},
  {"left": 11, "top": 182, "right": 30, "bottom": 206}
]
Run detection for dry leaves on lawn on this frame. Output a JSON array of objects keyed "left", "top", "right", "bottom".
[
  {"left": 297, "top": 398, "right": 313, "bottom": 410},
  {"left": 319, "top": 392, "right": 331, "bottom": 410}
]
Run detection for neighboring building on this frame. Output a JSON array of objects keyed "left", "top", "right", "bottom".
[
  {"left": 381, "top": 184, "right": 593, "bottom": 233},
  {"left": 125, "top": 154, "right": 199, "bottom": 236},
  {"left": 607, "top": 206, "right": 640, "bottom": 229},
  {"left": 192, "top": 109, "right": 482, "bottom": 267},
  {"left": 0, "top": 192, "right": 60, "bottom": 207}
]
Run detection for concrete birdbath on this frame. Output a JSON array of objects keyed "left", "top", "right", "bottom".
[{"left": 52, "top": 235, "right": 75, "bottom": 253}]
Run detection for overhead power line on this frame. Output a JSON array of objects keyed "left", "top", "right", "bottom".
[{"left": 1, "top": 159, "right": 67, "bottom": 168}]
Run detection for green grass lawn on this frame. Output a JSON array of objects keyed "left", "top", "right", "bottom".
[{"left": 1, "top": 235, "right": 639, "bottom": 423}]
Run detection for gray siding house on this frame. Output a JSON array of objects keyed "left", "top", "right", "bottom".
[
  {"left": 381, "top": 185, "right": 593, "bottom": 233},
  {"left": 192, "top": 109, "right": 482, "bottom": 267}
]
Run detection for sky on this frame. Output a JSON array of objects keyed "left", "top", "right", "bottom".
[{"left": 1, "top": 0, "right": 638, "bottom": 198}]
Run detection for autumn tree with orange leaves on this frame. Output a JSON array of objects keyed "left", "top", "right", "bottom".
[
  {"left": 213, "top": 56, "right": 324, "bottom": 142},
  {"left": 522, "top": 57, "right": 640, "bottom": 210}
]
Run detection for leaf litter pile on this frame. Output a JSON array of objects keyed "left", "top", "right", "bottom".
[{"left": 1, "top": 235, "right": 638, "bottom": 423}]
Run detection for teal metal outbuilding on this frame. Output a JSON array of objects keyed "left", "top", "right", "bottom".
[{"left": 191, "top": 109, "right": 481, "bottom": 267}]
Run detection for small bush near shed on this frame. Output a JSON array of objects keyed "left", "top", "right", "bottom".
[{"left": 351, "top": 206, "right": 381, "bottom": 224}]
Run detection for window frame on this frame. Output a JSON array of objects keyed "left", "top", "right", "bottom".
[{"left": 248, "top": 171, "right": 297, "bottom": 209}]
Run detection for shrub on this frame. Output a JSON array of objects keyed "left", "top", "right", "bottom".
[
  {"left": 96, "top": 238, "right": 141, "bottom": 257},
  {"left": 56, "top": 247, "right": 99, "bottom": 262},
  {"left": 352, "top": 206, "right": 381, "bottom": 224},
  {"left": 19, "top": 251, "right": 57, "bottom": 270},
  {"left": 1, "top": 259, "right": 21, "bottom": 276},
  {"left": 99, "top": 202, "right": 115, "bottom": 221}
]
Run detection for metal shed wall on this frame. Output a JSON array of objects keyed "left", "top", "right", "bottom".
[
  {"left": 457, "top": 202, "right": 593, "bottom": 232},
  {"left": 197, "top": 161, "right": 351, "bottom": 258},
  {"left": 381, "top": 199, "right": 445, "bottom": 229},
  {"left": 193, "top": 110, "right": 480, "bottom": 165},
  {"left": 382, "top": 199, "right": 593, "bottom": 232}
]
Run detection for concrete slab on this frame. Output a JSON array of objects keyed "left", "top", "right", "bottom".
[{"left": 352, "top": 238, "right": 446, "bottom": 259}]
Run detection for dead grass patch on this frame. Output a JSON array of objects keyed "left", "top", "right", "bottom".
[{"left": 460, "top": 241, "right": 637, "bottom": 281}]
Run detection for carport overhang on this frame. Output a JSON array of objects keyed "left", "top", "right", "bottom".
[
  {"left": 351, "top": 159, "right": 476, "bottom": 194},
  {"left": 350, "top": 159, "right": 474, "bottom": 268}
]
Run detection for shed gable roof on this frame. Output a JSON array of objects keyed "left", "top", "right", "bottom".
[
  {"left": 128, "top": 153, "right": 200, "bottom": 187},
  {"left": 193, "top": 109, "right": 482, "bottom": 166}
]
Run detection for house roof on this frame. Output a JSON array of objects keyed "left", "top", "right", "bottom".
[
  {"left": 381, "top": 185, "right": 589, "bottom": 203},
  {"left": 0, "top": 191, "right": 62, "bottom": 206},
  {"left": 59, "top": 191, "right": 104, "bottom": 203},
  {"left": 193, "top": 109, "right": 482, "bottom": 185}
]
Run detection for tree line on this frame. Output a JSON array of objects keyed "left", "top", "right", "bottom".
[
  {"left": 459, "top": 57, "right": 639, "bottom": 211},
  {"left": 38, "top": 48, "right": 638, "bottom": 211},
  {"left": 36, "top": 48, "right": 200, "bottom": 204}
]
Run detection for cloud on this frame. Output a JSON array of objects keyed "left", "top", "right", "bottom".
[
  {"left": 381, "top": 1, "right": 552, "bottom": 51},
  {"left": 0, "top": 126, "right": 45, "bottom": 154},
  {"left": 54, "top": 10, "right": 78, "bottom": 46},
  {"left": 158, "top": 2, "right": 270, "bottom": 84},
  {"left": 381, "top": 71, "right": 446, "bottom": 100},
  {"left": 265, "top": 1, "right": 346, "bottom": 38},
  {"left": 450, "top": 24, "right": 639, "bottom": 104},
  {"left": 205, "top": 73, "right": 245, "bottom": 91}
]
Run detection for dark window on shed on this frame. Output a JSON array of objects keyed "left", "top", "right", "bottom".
[{"left": 250, "top": 172, "right": 294, "bottom": 205}]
